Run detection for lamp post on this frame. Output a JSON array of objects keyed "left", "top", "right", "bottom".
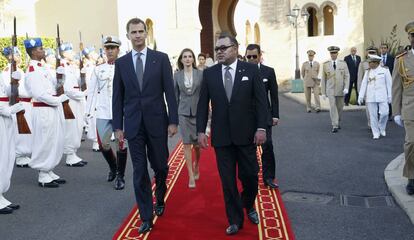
[{"left": 287, "top": 4, "right": 309, "bottom": 80}]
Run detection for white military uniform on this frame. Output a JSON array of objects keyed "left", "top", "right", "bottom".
[
  {"left": 61, "top": 59, "right": 86, "bottom": 164},
  {"left": 359, "top": 66, "right": 392, "bottom": 138},
  {"left": 83, "top": 60, "right": 99, "bottom": 149},
  {"left": 25, "top": 60, "right": 65, "bottom": 184},
  {"left": 0, "top": 74, "right": 17, "bottom": 209},
  {"left": 2, "top": 65, "right": 32, "bottom": 166}
]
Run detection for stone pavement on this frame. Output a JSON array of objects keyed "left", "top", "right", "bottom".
[
  {"left": 385, "top": 153, "right": 414, "bottom": 225},
  {"left": 282, "top": 91, "right": 365, "bottom": 112}
]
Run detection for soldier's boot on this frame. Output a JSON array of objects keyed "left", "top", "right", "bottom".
[
  {"left": 407, "top": 179, "right": 414, "bottom": 195},
  {"left": 101, "top": 147, "right": 117, "bottom": 182},
  {"left": 114, "top": 148, "right": 128, "bottom": 190}
]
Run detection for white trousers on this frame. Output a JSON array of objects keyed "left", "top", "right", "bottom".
[
  {"left": 29, "top": 106, "right": 65, "bottom": 183},
  {"left": 13, "top": 102, "right": 33, "bottom": 165},
  {"left": 367, "top": 102, "right": 389, "bottom": 137},
  {"left": 0, "top": 115, "right": 15, "bottom": 208},
  {"left": 64, "top": 99, "right": 85, "bottom": 155}
]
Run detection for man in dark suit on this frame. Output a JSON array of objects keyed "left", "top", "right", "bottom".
[
  {"left": 112, "top": 18, "right": 178, "bottom": 234},
  {"left": 380, "top": 43, "right": 395, "bottom": 119},
  {"left": 197, "top": 33, "right": 268, "bottom": 235},
  {"left": 344, "top": 47, "right": 361, "bottom": 105},
  {"left": 245, "top": 44, "right": 279, "bottom": 189}
]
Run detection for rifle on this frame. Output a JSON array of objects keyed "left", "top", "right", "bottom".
[
  {"left": 56, "top": 24, "right": 75, "bottom": 119},
  {"left": 79, "top": 31, "right": 86, "bottom": 91},
  {"left": 10, "top": 17, "right": 31, "bottom": 134}
]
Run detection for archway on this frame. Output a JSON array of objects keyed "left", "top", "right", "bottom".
[{"left": 199, "top": 0, "right": 239, "bottom": 57}]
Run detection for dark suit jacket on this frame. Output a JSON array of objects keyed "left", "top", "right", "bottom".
[
  {"left": 196, "top": 60, "right": 268, "bottom": 147},
  {"left": 382, "top": 53, "right": 395, "bottom": 75},
  {"left": 112, "top": 48, "right": 178, "bottom": 139},
  {"left": 344, "top": 54, "right": 361, "bottom": 82},
  {"left": 259, "top": 64, "right": 279, "bottom": 125}
]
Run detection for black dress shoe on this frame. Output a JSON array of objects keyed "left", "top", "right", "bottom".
[
  {"left": 53, "top": 178, "right": 66, "bottom": 184},
  {"left": 315, "top": 109, "right": 321, "bottom": 113},
  {"left": 138, "top": 221, "right": 153, "bottom": 234},
  {"left": 8, "top": 203, "right": 20, "bottom": 210},
  {"left": 0, "top": 207, "right": 13, "bottom": 214},
  {"left": 16, "top": 164, "right": 29, "bottom": 168},
  {"left": 331, "top": 128, "right": 338, "bottom": 133},
  {"left": 81, "top": 160, "right": 88, "bottom": 165},
  {"left": 226, "top": 224, "right": 240, "bottom": 235},
  {"left": 66, "top": 162, "right": 85, "bottom": 167},
  {"left": 338, "top": 125, "right": 341, "bottom": 129},
  {"left": 264, "top": 179, "right": 279, "bottom": 189},
  {"left": 247, "top": 208, "right": 259, "bottom": 224},
  {"left": 107, "top": 171, "right": 116, "bottom": 182},
  {"left": 38, "top": 181, "right": 59, "bottom": 188},
  {"left": 407, "top": 179, "right": 414, "bottom": 195},
  {"left": 155, "top": 202, "right": 165, "bottom": 216}
]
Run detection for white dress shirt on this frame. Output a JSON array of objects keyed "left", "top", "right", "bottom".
[
  {"left": 221, "top": 59, "right": 238, "bottom": 86},
  {"left": 131, "top": 47, "right": 147, "bottom": 72}
]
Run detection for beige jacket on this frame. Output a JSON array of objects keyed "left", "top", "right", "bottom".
[
  {"left": 392, "top": 49, "right": 414, "bottom": 120},
  {"left": 301, "top": 61, "right": 320, "bottom": 87},
  {"left": 321, "top": 60, "right": 350, "bottom": 97}
]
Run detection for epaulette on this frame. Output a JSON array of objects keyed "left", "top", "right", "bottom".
[
  {"left": 396, "top": 51, "right": 408, "bottom": 59},
  {"left": 28, "top": 66, "right": 34, "bottom": 72},
  {"left": 323, "top": 61, "right": 330, "bottom": 64},
  {"left": 96, "top": 62, "right": 104, "bottom": 66},
  {"left": 382, "top": 65, "right": 389, "bottom": 69}
]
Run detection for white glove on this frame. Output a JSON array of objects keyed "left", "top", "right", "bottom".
[
  {"left": 388, "top": 97, "right": 392, "bottom": 104},
  {"left": 59, "top": 94, "right": 69, "bottom": 103},
  {"left": 11, "top": 71, "right": 22, "bottom": 80},
  {"left": 322, "top": 95, "right": 327, "bottom": 100},
  {"left": 394, "top": 115, "right": 403, "bottom": 127},
  {"left": 357, "top": 98, "right": 363, "bottom": 105},
  {"left": 56, "top": 66, "right": 66, "bottom": 75},
  {"left": 343, "top": 89, "right": 349, "bottom": 95},
  {"left": 80, "top": 68, "right": 87, "bottom": 74},
  {"left": 10, "top": 102, "right": 24, "bottom": 114}
]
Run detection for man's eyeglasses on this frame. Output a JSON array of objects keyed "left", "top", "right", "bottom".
[
  {"left": 246, "top": 55, "right": 258, "bottom": 60},
  {"left": 214, "top": 45, "right": 234, "bottom": 52}
]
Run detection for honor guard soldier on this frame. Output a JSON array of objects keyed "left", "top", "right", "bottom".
[
  {"left": 82, "top": 46, "right": 100, "bottom": 152},
  {"left": 24, "top": 38, "right": 68, "bottom": 188},
  {"left": 392, "top": 21, "right": 414, "bottom": 195},
  {"left": 358, "top": 55, "right": 392, "bottom": 139},
  {"left": 60, "top": 43, "right": 87, "bottom": 167},
  {"left": 358, "top": 46, "right": 379, "bottom": 129},
  {"left": 321, "top": 46, "right": 350, "bottom": 133},
  {"left": 86, "top": 36, "right": 128, "bottom": 190},
  {"left": 0, "top": 68, "right": 24, "bottom": 213},
  {"left": 301, "top": 50, "right": 321, "bottom": 112},
  {"left": 2, "top": 47, "right": 32, "bottom": 167}
]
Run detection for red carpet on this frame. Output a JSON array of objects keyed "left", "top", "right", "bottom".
[{"left": 113, "top": 143, "right": 295, "bottom": 240}]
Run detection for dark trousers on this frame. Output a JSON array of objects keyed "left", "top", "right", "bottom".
[
  {"left": 261, "top": 126, "right": 275, "bottom": 180},
  {"left": 389, "top": 104, "right": 392, "bottom": 118},
  {"left": 214, "top": 144, "right": 259, "bottom": 226},
  {"left": 128, "top": 122, "right": 169, "bottom": 221},
  {"left": 345, "top": 79, "right": 358, "bottom": 104}
]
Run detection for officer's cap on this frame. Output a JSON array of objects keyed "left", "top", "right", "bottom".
[
  {"left": 2, "top": 46, "right": 21, "bottom": 56},
  {"left": 307, "top": 50, "right": 316, "bottom": 56},
  {"left": 60, "top": 42, "right": 73, "bottom": 52},
  {"left": 405, "top": 21, "right": 414, "bottom": 34},
  {"left": 102, "top": 36, "right": 121, "bottom": 47},
  {"left": 327, "top": 46, "right": 340, "bottom": 53},
  {"left": 24, "top": 38, "right": 42, "bottom": 50},
  {"left": 82, "top": 46, "right": 95, "bottom": 56},
  {"left": 367, "top": 54, "right": 382, "bottom": 63}
]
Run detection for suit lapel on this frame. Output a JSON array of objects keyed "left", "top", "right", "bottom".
[
  {"left": 230, "top": 61, "right": 243, "bottom": 102},
  {"left": 126, "top": 52, "right": 140, "bottom": 91},
  {"left": 142, "top": 48, "right": 155, "bottom": 90}
]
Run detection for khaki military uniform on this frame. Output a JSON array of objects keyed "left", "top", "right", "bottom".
[
  {"left": 321, "top": 60, "right": 350, "bottom": 128},
  {"left": 358, "top": 60, "right": 371, "bottom": 127},
  {"left": 392, "top": 49, "right": 414, "bottom": 179},
  {"left": 301, "top": 61, "right": 320, "bottom": 111}
]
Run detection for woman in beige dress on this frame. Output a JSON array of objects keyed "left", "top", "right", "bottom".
[{"left": 174, "top": 48, "right": 203, "bottom": 188}]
